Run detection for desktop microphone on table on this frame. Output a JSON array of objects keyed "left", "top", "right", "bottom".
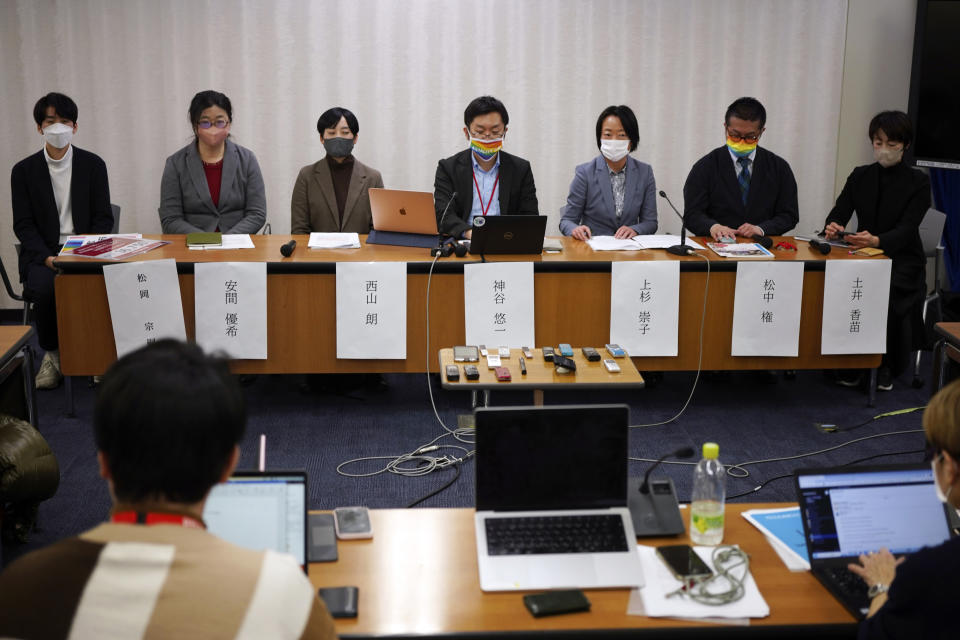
[
  {"left": 659, "top": 191, "right": 695, "bottom": 256},
  {"left": 280, "top": 239, "right": 297, "bottom": 257},
  {"left": 628, "top": 445, "right": 695, "bottom": 537}
]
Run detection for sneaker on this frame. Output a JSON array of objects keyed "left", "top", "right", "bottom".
[
  {"left": 36, "top": 352, "right": 63, "bottom": 389},
  {"left": 836, "top": 370, "right": 862, "bottom": 388},
  {"left": 876, "top": 367, "right": 893, "bottom": 392}
]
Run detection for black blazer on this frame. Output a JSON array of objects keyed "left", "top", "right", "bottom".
[
  {"left": 433, "top": 149, "right": 539, "bottom": 237},
  {"left": 683, "top": 146, "right": 799, "bottom": 237},
  {"left": 11, "top": 147, "right": 112, "bottom": 278}
]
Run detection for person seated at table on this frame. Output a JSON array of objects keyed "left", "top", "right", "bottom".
[
  {"left": 683, "top": 97, "right": 799, "bottom": 242},
  {"left": 434, "top": 95, "right": 539, "bottom": 239},
  {"left": 291, "top": 106, "right": 384, "bottom": 234},
  {"left": 559, "top": 105, "right": 658, "bottom": 241},
  {"left": 11, "top": 92, "right": 114, "bottom": 390},
  {"left": 848, "top": 377, "right": 960, "bottom": 637},
  {"left": 0, "top": 339, "right": 336, "bottom": 639},
  {"left": 159, "top": 90, "right": 266, "bottom": 234},
  {"left": 825, "top": 111, "right": 930, "bottom": 392}
]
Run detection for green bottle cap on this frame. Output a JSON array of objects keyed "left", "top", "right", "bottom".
[{"left": 702, "top": 442, "right": 719, "bottom": 459}]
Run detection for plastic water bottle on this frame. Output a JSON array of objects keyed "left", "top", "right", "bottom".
[{"left": 690, "top": 442, "right": 725, "bottom": 545}]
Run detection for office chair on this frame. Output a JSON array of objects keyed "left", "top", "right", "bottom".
[{"left": 913, "top": 207, "right": 947, "bottom": 388}]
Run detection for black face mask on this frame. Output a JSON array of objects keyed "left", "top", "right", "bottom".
[{"left": 323, "top": 137, "right": 355, "bottom": 158}]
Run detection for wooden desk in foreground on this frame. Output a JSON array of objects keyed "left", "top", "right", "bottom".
[
  {"left": 54, "top": 235, "right": 882, "bottom": 375},
  {"left": 308, "top": 503, "right": 854, "bottom": 638}
]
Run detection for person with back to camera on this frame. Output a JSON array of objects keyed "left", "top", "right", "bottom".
[
  {"left": 159, "top": 90, "right": 266, "bottom": 234},
  {"left": 291, "top": 107, "right": 384, "bottom": 234},
  {"left": 0, "top": 339, "right": 336, "bottom": 639},
  {"left": 847, "top": 377, "right": 960, "bottom": 639},
  {"left": 824, "top": 111, "right": 931, "bottom": 392},
  {"left": 560, "top": 105, "right": 658, "bottom": 241}
]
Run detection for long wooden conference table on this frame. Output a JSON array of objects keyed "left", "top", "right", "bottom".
[
  {"left": 54, "top": 235, "right": 882, "bottom": 376},
  {"left": 309, "top": 503, "right": 856, "bottom": 639}
]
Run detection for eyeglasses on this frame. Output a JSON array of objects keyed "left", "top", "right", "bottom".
[
  {"left": 725, "top": 127, "right": 761, "bottom": 143},
  {"left": 197, "top": 119, "right": 229, "bottom": 129}
]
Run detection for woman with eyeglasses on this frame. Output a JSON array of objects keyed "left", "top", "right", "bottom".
[
  {"left": 824, "top": 111, "right": 930, "bottom": 392},
  {"left": 848, "top": 378, "right": 960, "bottom": 637},
  {"left": 159, "top": 90, "right": 266, "bottom": 234}
]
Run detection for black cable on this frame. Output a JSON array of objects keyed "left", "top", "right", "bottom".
[{"left": 405, "top": 461, "right": 462, "bottom": 508}]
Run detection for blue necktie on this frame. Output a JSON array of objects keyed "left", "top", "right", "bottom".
[{"left": 737, "top": 157, "right": 751, "bottom": 205}]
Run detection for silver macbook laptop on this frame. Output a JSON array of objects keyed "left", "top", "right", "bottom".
[
  {"left": 474, "top": 404, "right": 643, "bottom": 591},
  {"left": 203, "top": 470, "right": 308, "bottom": 573},
  {"left": 369, "top": 188, "right": 438, "bottom": 235}
]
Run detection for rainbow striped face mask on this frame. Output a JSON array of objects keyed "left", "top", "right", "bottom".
[
  {"left": 470, "top": 137, "right": 503, "bottom": 161},
  {"left": 726, "top": 137, "right": 757, "bottom": 158}
]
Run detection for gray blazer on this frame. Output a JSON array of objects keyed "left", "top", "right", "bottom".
[
  {"left": 290, "top": 157, "right": 384, "bottom": 234},
  {"left": 559, "top": 155, "right": 658, "bottom": 236},
  {"left": 159, "top": 138, "right": 266, "bottom": 234}
]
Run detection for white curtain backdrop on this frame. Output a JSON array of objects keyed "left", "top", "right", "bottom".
[{"left": 0, "top": 0, "right": 848, "bottom": 307}]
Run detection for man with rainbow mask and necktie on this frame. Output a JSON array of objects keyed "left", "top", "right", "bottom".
[
  {"left": 433, "top": 96, "right": 539, "bottom": 239},
  {"left": 682, "top": 97, "right": 799, "bottom": 243}
]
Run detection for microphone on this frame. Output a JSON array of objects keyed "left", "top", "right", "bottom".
[
  {"left": 280, "top": 239, "right": 297, "bottom": 257},
  {"left": 756, "top": 235, "right": 773, "bottom": 249},
  {"left": 809, "top": 237, "right": 832, "bottom": 255},
  {"left": 659, "top": 190, "right": 694, "bottom": 256},
  {"left": 628, "top": 445, "right": 695, "bottom": 537},
  {"left": 436, "top": 191, "right": 458, "bottom": 240}
]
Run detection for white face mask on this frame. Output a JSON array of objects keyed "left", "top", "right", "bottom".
[
  {"left": 43, "top": 122, "right": 74, "bottom": 150},
  {"left": 873, "top": 145, "right": 903, "bottom": 168},
  {"left": 600, "top": 139, "right": 630, "bottom": 162},
  {"left": 932, "top": 459, "right": 951, "bottom": 503}
]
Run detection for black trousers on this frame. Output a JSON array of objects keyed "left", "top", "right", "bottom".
[{"left": 23, "top": 262, "right": 58, "bottom": 351}]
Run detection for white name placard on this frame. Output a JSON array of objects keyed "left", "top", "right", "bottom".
[
  {"left": 195, "top": 262, "right": 267, "bottom": 359},
  {"left": 821, "top": 259, "right": 892, "bottom": 354},
  {"left": 103, "top": 259, "right": 186, "bottom": 358},
  {"left": 731, "top": 262, "right": 804, "bottom": 356},
  {"left": 464, "top": 262, "right": 535, "bottom": 348},
  {"left": 609, "top": 261, "right": 680, "bottom": 356},
  {"left": 336, "top": 262, "right": 407, "bottom": 359}
]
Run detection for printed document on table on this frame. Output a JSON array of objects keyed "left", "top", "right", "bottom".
[
  {"left": 586, "top": 236, "right": 644, "bottom": 251},
  {"left": 201, "top": 234, "right": 256, "bottom": 249},
  {"left": 309, "top": 232, "right": 361, "bottom": 249},
  {"left": 742, "top": 507, "right": 810, "bottom": 570},
  {"left": 633, "top": 235, "right": 706, "bottom": 251}
]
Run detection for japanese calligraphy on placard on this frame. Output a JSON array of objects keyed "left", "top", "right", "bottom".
[
  {"left": 821, "top": 259, "right": 892, "bottom": 354},
  {"left": 336, "top": 262, "right": 407, "bottom": 359},
  {"left": 731, "top": 262, "right": 804, "bottom": 356},
  {"left": 103, "top": 259, "right": 186, "bottom": 358},
  {"left": 195, "top": 262, "right": 267, "bottom": 359},
  {"left": 464, "top": 262, "right": 535, "bottom": 347},
  {"left": 609, "top": 262, "right": 680, "bottom": 356}
]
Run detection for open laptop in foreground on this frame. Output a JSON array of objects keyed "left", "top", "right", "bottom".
[
  {"left": 474, "top": 404, "right": 643, "bottom": 591},
  {"left": 203, "top": 470, "right": 308, "bottom": 573},
  {"left": 367, "top": 188, "right": 439, "bottom": 248},
  {"left": 468, "top": 214, "right": 547, "bottom": 255},
  {"left": 794, "top": 464, "right": 952, "bottom": 619}
]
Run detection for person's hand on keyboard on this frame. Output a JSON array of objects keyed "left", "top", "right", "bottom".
[{"left": 848, "top": 548, "right": 905, "bottom": 618}]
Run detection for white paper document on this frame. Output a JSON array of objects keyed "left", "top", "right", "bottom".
[
  {"left": 194, "top": 262, "right": 267, "bottom": 359},
  {"left": 731, "top": 262, "right": 804, "bottom": 356},
  {"left": 633, "top": 235, "right": 707, "bottom": 251},
  {"left": 629, "top": 545, "right": 770, "bottom": 620},
  {"left": 309, "top": 232, "right": 361, "bottom": 249},
  {"left": 587, "top": 235, "right": 706, "bottom": 252},
  {"left": 610, "top": 261, "right": 680, "bottom": 356},
  {"left": 200, "top": 234, "right": 256, "bottom": 249},
  {"left": 464, "top": 262, "right": 535, "bottom": 347},
  {"left": 821, "top": 259, "right": 891, "bottom": 354},
  {"left": 103, "top": 259, "right": 186, "bottom": 358},
  {"left": 336, "top": 262, "right": 407, "bottom": 359}
]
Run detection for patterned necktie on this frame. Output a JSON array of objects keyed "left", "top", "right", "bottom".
[{"left": 737, "top": 157, "right": 751, "bottom": 205}]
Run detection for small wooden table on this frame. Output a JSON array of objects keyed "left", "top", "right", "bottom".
[
  {"left": 0, "top": 326, "right": 37, "bottom": 428},
  {"left": 438, "top": 347, "right": 645, "bottom": 405}
]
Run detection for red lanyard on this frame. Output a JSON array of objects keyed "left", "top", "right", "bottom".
[
  {"left": 112, "top": 511, "right": 205, "bottom": 529},
  {"left": 472, "top": 169, "right": 500, "bottom": 217}
]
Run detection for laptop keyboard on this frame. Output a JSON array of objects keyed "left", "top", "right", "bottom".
[
  {"left": 826, "top": 566, "right": 869, "bottom": 599},
  {"left": 485, "top": 514, "right": 629, "bottom": 555}
]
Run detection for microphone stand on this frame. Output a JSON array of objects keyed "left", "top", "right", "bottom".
[{"left": 660, "top": 190, "right": 695, "bottom": 256}]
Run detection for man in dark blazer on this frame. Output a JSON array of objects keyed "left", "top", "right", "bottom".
[
  {"left": 11, "top": 93, "right": 113, "bottom": 389},
  {"left": 434, "top": 96, "right": 539, "bottom": 239},
  {"left": 683, "top": 97, "right": 798, "bottom": 241}
]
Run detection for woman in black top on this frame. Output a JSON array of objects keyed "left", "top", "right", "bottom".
[{"left": 824, "top": 111, "right": 930, "bottom": 391}]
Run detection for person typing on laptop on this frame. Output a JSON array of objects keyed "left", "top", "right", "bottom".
[
  {"left": 433, "top": 95, "right": 539, "bottom": 239},
  {"left": 0, "top": 340, "right": 336, "bottom": 640},
  {"left": 847, "top": 379, "right": 960, "bottom": 637}
]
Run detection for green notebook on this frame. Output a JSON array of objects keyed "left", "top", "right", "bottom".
[{"left": 186, "top": 232, "right": 222, "bottom": 247}]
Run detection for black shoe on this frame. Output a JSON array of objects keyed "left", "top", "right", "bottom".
[
  {"left": 836, "top": 370, "right": 862, "bottom": 388},
  {"left": 876, "top": 367, "right": 893, "bottom": 392}
]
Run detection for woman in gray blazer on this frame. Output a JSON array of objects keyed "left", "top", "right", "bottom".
[
  {"left": 159, "top": 90, "right": 266, "bottom": 234},
  {"left": 290, "top": 107, "right": 383, "bottom": 234},
  {"left": 559, "top": 105, "right": 658, "bottom": 240}
]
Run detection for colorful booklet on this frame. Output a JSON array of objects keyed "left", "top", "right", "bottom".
[
  {"left": 59, "top": 234, "right": 142, "bottom": 255},
  {"left": 70, "top": 237, "right": 169, "bottom": 260},
  {"left": 707, "top": 242, "right": 774, "bottom": 259}
]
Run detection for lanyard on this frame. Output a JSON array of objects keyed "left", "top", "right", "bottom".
[
  {"left": 112, "top": 511, "right": 205, "bottom": 529},
  {"left": 472, "top": 169, "right": 500, "bottom": 217}
]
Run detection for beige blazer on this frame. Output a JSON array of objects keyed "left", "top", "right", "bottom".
[{"left": 290, "top": 158, "right": 384, "bottom": 234}]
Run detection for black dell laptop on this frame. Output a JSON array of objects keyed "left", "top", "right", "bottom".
[{"left": 468, "top": 215, "right": 547, "bottom": 255}]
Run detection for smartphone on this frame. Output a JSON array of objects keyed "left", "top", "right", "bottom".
[
  {"left": 486, "top": 353, "right": 501, "bottom": 368},
  {"left": 523, "top": 589, "right": 590, "bottom": 617},
  {"left": 655, "top": 544, "right": 713, "bottom": 581},
  {"left": 582, "top": 347, "right": 601, "bottom": 362},
  {"left": 553, "top": 355, "right": 576, "bottom": 373},
  {"left": 519, "top": 357, "right": 527, "bottom": 375},
  {"left": 333, "top": 506, "right": 373, "bottom": 540},
  {"left": 605, "top": 343, "right": 626, "bottom": 358},
  {"left": 308, "top": 513, "right": 338, "bottom": 562},
  {"left": 445, "top": 364, "right": 460, "bottom": 381},
  {"left": 542, "top": 346, "right": 555, "bottom": 362},
  {"left": 498, "top": 346, "right": 510, "bottom": 358},
  {"left": 318, "top": 586, "right": 358, "bottom": 618},
  {"left": 603, "top": 359, "right": 620, "bottom": 373},
  {"left": 453, "top": 345, "right": 479, "bottom": 362},
  {"left": 522, "top": 346, "right": 533, "bottom": 359},
  {"left": 479, "top": 344, "right": 488, "bottom": 357},
  {"left": 495, "top": 366, "right": 511, "bottom": 381},
  {"left": 558, "top": 343, "right": 574, "bottom": 357},
  {"left": 464, "top": 364, "right": 480, "bottom": 380}
]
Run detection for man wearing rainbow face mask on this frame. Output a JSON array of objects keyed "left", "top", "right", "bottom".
[
  {"left": 433, "top": 96, "right": 539, "bottom": 239},
  {"left": 683, "top": 97, "right": 798, "bottom": 242}
]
